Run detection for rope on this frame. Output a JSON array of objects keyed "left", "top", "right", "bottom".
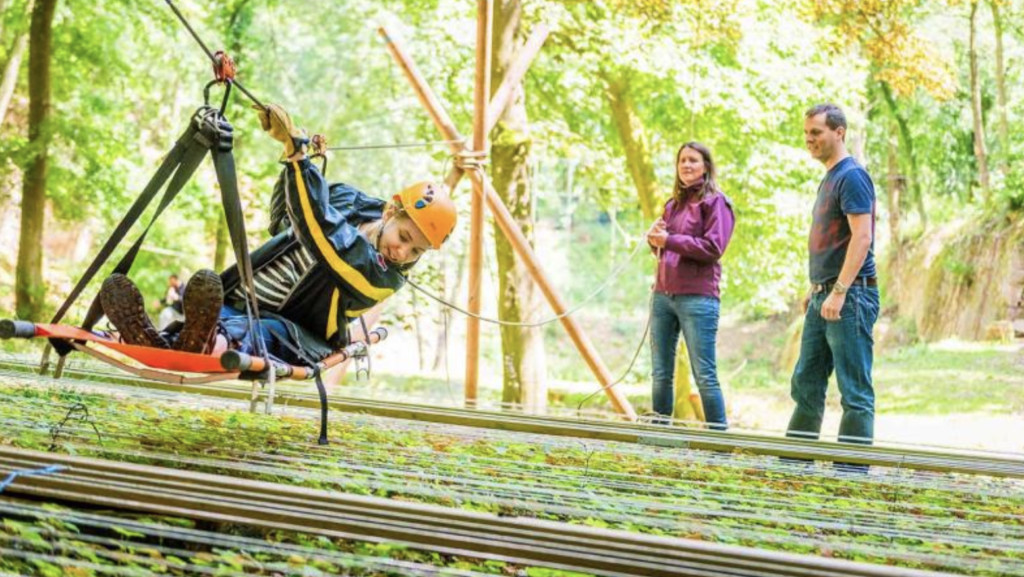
[
  {"left": 326, "top": 138, "right": 466, "bottom": 152},
  {"left": 48, "top": 402, "right": 103, "bottom": 452},
  {"left": 575, "top": 291, "right": 653, "bottom": 415},
  {"left": 0, "top": 464, "right": 66, "bottom": 494},
  {"left": 453, "top": 150, "right": 488, "bottom": 171},
  {"left": 401, "top": 235, "right": 649, "bottom": 328}
]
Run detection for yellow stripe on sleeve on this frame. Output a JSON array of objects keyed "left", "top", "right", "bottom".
[
  {"left": 326, "top": 288, "right": 340, "bottom": 340},
  {"left": 292, "top": 161, "right": 394, "bottom": 302}
]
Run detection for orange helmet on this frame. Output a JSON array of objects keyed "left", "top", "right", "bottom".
[{"left": 394, "top": 182, "right": 457, "bottom": 250}]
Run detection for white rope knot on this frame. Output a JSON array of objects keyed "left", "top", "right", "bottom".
[{"left": 454, "top": 149, "right": 488, "bottom": 171}]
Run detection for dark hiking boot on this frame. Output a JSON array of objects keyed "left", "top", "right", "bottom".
[
  {"left": 175, "top": 269, "right": 223, "bottom": 354},
  {"left": 100, "top": 274, "right": 170, "bottom": 349}
]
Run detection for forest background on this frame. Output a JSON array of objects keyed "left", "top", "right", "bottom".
[{"left": 0, "top": 0, "right": 1021, "bottom": 449}]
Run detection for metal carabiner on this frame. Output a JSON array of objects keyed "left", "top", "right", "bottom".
[
  {"left": 310, "top": 134, "right": 329, "bottom": 175},
  {"left": 202, "top": 79, "right": 233, "bottom": 116},
  {"left": 352, "top": 345, "right": 371, "bottom": 381}
]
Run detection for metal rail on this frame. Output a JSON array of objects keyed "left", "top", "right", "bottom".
[
  {"left": 5, "top": 394, "right": 1024, "bottom": 563},
  {"left": 1, "top": 357, "right": 1023, "bottom": 479},
  {"left": 0, "top": 499, "right": 493, "bottom": 576},
  {"left": 0, "top": 446, "right": 948, "bottom": 577}
]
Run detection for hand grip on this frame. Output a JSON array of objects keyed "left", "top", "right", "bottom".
[
  {"left": 220, "top": 350, "right": 254, "bottom": 371},
  {"left": 0, "top": 320, "right": 37, "bottom": 340}
]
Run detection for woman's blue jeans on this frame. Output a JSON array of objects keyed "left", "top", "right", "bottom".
[
  {"left": 787, "top": 286, "right": 880, "bottom": 445},
  {"left": 649, "top": 292, "right": 728, "bottom": 429}
]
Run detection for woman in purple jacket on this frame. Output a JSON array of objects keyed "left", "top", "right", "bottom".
[{"left": 646, "top": 142, "right": 736, "bottom": 429}]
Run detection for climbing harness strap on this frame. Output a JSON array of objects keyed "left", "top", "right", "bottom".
[{"left": 47, "top": 107, "right": 222, "bottom": 355}]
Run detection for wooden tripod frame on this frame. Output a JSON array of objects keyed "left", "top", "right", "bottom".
[{"left": 379, "top": 1, "right": 637, "bottom": 420}]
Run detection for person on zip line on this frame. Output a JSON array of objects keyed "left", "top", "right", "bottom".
[{"left": 99, "top": 104, "right": 457, "bottom": 367}]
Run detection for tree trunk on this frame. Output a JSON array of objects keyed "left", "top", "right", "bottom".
[
  {"left": 990, "top": 0, "right": 1009, "bottom": 172},
  {"left": 491, "top": 0, "right": 546, "bottom": 414},
  {"left": 0, "top": 28, "right": 29, "bottom": 127},
  {"left": 602, "top": 69, "right": 659, "bottom": 221},
  {"left": 880, "top": 82, "right": 927, "bottom": 228},
  {"left": 15, "top": 0, "right": 56, "bottom": 321},
  {"left": 969, "top": 0, "right": 990, "bottom": 200},
  {"left": 1, "top": 0, "right": 37, "bottom": 126},
  {"left": 0, "top": 0, "right": 8, "bottom": 41},
  {"left": 886, "top": 119, "right": 905, "bottom": 304}
]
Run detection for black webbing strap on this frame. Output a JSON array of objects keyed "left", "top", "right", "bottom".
[
  {"left": 82, "top": 113, "right": 217, "bottom": 331},
  {"left": 208, "top": 109, "right": 267, "bottom": 362},
  {"left": 312, "top": 368, "right": 329, "bottom": 445},
  {"left": 260, "top": 323, "right": 329, "bottom": 445},
  {"left": 47, "top": 107, "right": 219, "bottom": 355}
]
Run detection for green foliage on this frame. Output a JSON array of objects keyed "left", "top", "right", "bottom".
[
  {"left": 940, "top": 253, "right": 976, "bottom": 284},
  {"left": 0, "top": 0, "right": 1022, "bottom": 386}
]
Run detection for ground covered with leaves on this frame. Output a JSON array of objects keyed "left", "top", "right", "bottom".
[
  {"left": 1, "top": 379, "right": 1022, "bottom": 576},
  {"left": 0, "top": 495, "right": 539, "bottom": 577}
]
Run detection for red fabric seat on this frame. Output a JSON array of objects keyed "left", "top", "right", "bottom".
[{"left": 33, "top": 323, "right": 229, "bottom": 374}]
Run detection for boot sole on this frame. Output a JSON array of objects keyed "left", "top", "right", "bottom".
[
  {"left": 100, "top": 274, "right": 169, "bottom": 349},
  {"left": 176, "top": 269, "right": 223, "bottom": 354}
]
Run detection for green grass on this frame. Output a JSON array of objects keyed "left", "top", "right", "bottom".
[
  {"left": 338, "top": 339, "right": 1024, "bottom": 418},
  {"left": 724, "top": 340, "right": 1024, "bottom": 416},
  {"left": 874, "top": 341, "right": 1024, "bottom": 414}
]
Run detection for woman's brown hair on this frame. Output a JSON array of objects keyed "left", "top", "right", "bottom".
[{"left": 674, "top": 141, "right": 721, "bottom": 204}]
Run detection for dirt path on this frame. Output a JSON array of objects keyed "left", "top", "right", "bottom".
[{"left": 731, "top": 390, "right": 1024, "bottom": 453}]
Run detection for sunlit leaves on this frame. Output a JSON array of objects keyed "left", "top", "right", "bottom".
[{"left": 802, "top": 0, "right": 957, "bottom": 99}]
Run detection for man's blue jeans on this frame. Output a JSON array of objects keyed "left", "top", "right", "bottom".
[
  {"left": 788, "top": 285, "right": 880, "bottom": 444},
  {"left": 650, "top": 292, "right": 728, "bottom": 429}
]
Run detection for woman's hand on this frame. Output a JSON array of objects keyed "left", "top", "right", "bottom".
[{"left": 647, "top": 218, "right": 668, "bottom": 248}]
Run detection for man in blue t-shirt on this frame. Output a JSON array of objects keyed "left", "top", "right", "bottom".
[{"left": 788, "top": 103, "right": 881, "bottom": 449}]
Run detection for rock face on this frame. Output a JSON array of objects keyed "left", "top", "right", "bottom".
[{"left": 894, "top": 218, "right": 1024, "bottom": 341}]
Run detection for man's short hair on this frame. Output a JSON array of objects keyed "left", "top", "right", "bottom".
[{"left": 805, "top": 103, "right": 847, "bottom": 131}]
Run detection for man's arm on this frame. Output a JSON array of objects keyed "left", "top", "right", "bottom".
[
  {"left": 836, "top": 213, "right": 872, "bottom": 287},
  {"left": 819, "top": 213, "right": 872, "bottom": 321}
]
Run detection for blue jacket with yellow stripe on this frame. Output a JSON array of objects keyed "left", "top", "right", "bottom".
[{"left": 220, "top": 159, "right": 405, "bottom": 358}]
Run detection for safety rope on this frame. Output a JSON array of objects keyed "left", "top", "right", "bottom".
[
  {"left": 574, "top": 291, "right": 653, "bottom": 415},
  {"left": 48, "top": 402, "right": 102, "bottom": 452},
  {"left": 0, "top": 465, "right": 66, "bottom": 494},
  {"left": 164, "top": 0, "right": 266, "bottom": 110},
  {"left": 326, "top": 138, "right": 466, "bottom": 152},
  {"left": 400, "top": 234, "right": 649, "bottom": 328},
  {"left": 452, "top": 149, "right": 488, "bottom": 171}
]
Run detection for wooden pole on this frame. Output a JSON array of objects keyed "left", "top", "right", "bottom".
[
  {"left": 465, "top": 0, "right": 493, "bottom": 408},
  {"left": 378, "top": 27, "right": 465, "bottom": 156},
  {"left": 443, "top": 24, "right": 549, "bottom": 191},
  {"left": 378, "top": 26, "right": 637, "bottom": 420},
  {"left": 485, "top": 24, "right": 547, "bottom": 127},
  {"left": 469, "top": 170, "right": 636, "bottom": 419}
]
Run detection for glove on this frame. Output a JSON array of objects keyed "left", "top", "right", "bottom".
[{"left": 253, "top": 103, "right": 309, "bottom": 159}]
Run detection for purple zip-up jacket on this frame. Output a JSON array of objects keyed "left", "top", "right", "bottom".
[{"left": 652, "top": 192, "right": 735, "bottom": 298}]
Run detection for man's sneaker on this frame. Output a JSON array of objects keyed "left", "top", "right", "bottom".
[
  {"left": 100, "top": 274, "right": 170, "bottom": 349},
  {"left": 175, "top": 269, "right": 223, "bottom": 354}
]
